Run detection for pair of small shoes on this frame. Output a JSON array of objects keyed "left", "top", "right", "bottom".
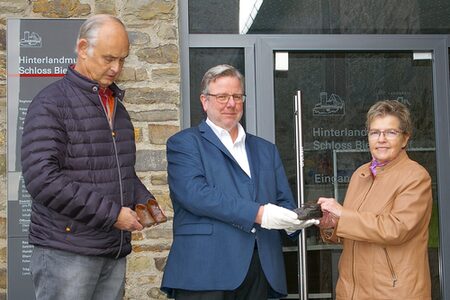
[{"left": 135, "top": 199, "right": 168, "bottom": 227}]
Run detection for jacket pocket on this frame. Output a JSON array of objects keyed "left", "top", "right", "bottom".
[
  {"left": 383, "top": 248, "right": 398, "bottom": 287},
  {"left": 175, "top": 223, "right": 213, "bottom": 235}
]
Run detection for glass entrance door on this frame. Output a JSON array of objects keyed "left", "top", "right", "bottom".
[{"left": 265, "top": 46, "right": 445, "bottom": 299}]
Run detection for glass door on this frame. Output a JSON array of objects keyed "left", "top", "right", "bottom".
[
  {"left": 254, "top": 36, "right": 450, "bottom": 299},
  {"left": 274, "top": 50, "right": 439, "bottom": 299},
  {"left": 183, "top": 35, "right": 450, "bottom": 300}
]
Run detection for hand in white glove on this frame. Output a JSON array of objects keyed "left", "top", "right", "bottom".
[
  {"left": 285, "top": 219, "right": 320, "bottom": 235},
  {"left": 261, "top": 203, "right": 301, "bottom": 230}
]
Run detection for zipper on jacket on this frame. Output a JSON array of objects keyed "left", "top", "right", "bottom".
[
  {"left": 112, "top": 119, "right": 125, "bottom": 259},
  {"left": 383, "top": 248, "right": 398, "bottom": 287},
  {"left": 99, "top": 93, "right": 125, "bottom": 259},
  {"left": 351, "top": 178, "right": 375, "bottom": 299},
  {"left": 112, "top": 126, "right": 124, "bottom": 259},
  {"left": 351, "top": 241, "right": 356, "bottom": 299}
]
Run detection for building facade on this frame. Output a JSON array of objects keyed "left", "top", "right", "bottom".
[{"left": 1, "top": 0, "right": 450, "bottom": 299}]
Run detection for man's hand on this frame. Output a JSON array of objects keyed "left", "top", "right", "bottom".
[
  {"left": 285, "top": 219, "right": 320, "bottom": 234},
  {"left": 113, "top": 207, "right": 144, "bottom": 231},
  {"left": 260, "top": 203, "right": 301, "bottom": 230}
]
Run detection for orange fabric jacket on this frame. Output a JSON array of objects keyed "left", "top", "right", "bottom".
[{"left": 325, "top": 151, "right": 432, "bottom": 299}]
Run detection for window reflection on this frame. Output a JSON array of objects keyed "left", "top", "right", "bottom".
[
  {"left": 189, "top": 0, "right": 450, "bottom": 34},
  {"left": 274, "top": 51, "right": 440, "bottom": 299},
  {"left": 189, "top": 48, "right": 245, "bottom": 127}
]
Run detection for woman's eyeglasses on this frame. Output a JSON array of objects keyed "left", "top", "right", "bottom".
[{"left": 368, "top": 129, "right": 403, "bottom": 140}]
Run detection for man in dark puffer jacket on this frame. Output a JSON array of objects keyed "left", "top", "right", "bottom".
[{"left": 21, "top": 14, "right": 156, "bottom": 300}]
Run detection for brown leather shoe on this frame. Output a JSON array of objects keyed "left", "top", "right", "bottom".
[
  {"left": 147, "top": 199, "right": 168, "bottom": 224},
  {"left": 135, "top": 203, "right": 156, "bottom": 227},
  {"left": 294, "top": 203, "right": 323, "bottom": 220}
]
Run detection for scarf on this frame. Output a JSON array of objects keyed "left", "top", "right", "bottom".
[{"left": 369, "top": 158, "right": 389, "bottom": 176}]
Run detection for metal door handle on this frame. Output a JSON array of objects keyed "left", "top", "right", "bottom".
[{"left": 294, "top": 90, "right": 308, "bottom": 300}]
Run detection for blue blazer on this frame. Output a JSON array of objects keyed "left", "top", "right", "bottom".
[{"left": 161, "top": 121, "right": 296, "bottom": 298}]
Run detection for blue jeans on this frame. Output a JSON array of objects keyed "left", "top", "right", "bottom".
[{"left": 30, "top": 246, "right": 126, "bottom": 300}]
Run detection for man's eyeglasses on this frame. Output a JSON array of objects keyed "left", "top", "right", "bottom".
[
  {"left": 368, "top": 129, "right": 403, "bottom": 140},
  {"left": 206, "top": 93, "right": 246, "bottom": 104}
]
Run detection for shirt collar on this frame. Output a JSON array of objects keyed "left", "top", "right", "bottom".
[
  {"left": 206, "top": 118, "right": 246, "bottom": 145},
  {"left": 99, "top": 86, "right": 113, "bottom": 97}
]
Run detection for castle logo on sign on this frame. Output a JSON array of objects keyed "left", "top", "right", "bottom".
[
  {"left": 313, "top": 92, "right": 345, "bottom": 116},
  {"left": 20, "top": 31, "right": 42, "bottom": 48},
  {"left": 376, "top": 90, "right": 411, "bottom": 107}
]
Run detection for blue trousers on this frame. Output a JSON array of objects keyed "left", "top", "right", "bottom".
[{"left": 30, "top": 246, "right": 126, "bottom": 300}]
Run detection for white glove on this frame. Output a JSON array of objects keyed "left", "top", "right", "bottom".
[
  {"left": 261, "top": 204, "right": 301, "bottom": 230},
  {"left": 285, "top": 219, "right": 320, "bottom": 235}
]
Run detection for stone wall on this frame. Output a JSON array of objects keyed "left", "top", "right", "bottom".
[{"left": 0, "top": 0, "right": 180, "bottom": 299}]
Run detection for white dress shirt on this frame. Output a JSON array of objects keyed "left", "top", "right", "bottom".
[{"left": 206, "top": 118, "right": 251, "bottom": 178}]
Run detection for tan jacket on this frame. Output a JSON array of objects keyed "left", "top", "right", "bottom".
[{"left": 325, "top": 151, "right": 432, "bottom": 299}]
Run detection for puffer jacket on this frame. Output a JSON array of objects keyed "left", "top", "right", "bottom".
[
  {"left": 21, "top": 66, "right": 153, "bottom": 258},
  {"left": 324, "top": 151, "right": 432, "bottom": 299}
]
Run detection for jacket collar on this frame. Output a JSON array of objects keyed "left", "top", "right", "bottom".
[
  {"left": 64, "top": 65, "right": 125, "bottom": 101},
  {"left": 199, "top": 121, "right": 235, "bottom": 161},
  {"left": 244, "top": 134, "right": 258, "bottom": 179},
  {"left": 359, "top": 150, "right": 409, "bottom": 178},
  {"left": 199, "top": 121, "right": 256, "bottom": 179},
  {"left": 372, "top": 150, "right": 408, "bottom": 176}
]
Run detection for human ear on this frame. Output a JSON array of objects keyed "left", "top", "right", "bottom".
[
  {"left": 401, "top": 134, "right": 410, "bottom": 149},
  {"left": 77, "top": 39, "right": 90, "bottom": 59},
  {"left": 200, "top": 94, "right": 208, "bottom": 112}
]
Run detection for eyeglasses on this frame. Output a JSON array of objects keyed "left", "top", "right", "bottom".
[
  {"left": 368, "top": 129, "right": 403, "bottom": 140},
  {"left": 206, "top": 93, "right": 246, "bottom": 104}
]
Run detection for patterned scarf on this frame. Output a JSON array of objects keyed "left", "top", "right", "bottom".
[{"left": 369, "top": 158, "right": 389, "bottom": 176}]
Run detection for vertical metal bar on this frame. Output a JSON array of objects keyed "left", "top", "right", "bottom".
[
  {"left": 433, "top": 37, "right": 450, "bottom": 300},
  {"left": 178, "top": 0, "right": 191, "bottom": 129},
  {"left": 294, "top": 90, "right": 308, "bottom": 300},
  {"left": 333, "top": 150, "right": 339, "bottom": 201},
  {"left": 244, "top": 46, "right": 257, "bottom": 135}
]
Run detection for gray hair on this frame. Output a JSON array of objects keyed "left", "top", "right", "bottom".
[
  {"left": 200, "top": 64, "right": 245, "bottom": 95},
  {"left": 366, "top": 100, "right": 413, "bottom": 136},
  {"left": 75, "top": 14, "right": 126, "bottom": 56}
]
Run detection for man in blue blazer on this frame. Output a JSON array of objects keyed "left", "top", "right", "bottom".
[{"left": 161, "top": 64, "right": 317, "bottom": 299}]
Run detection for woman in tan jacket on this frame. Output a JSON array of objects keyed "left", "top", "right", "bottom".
[{"left": 318, "top": 100, "right": 432, "bottom": 300}]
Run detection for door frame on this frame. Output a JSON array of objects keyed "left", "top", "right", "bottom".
[
  {"left": 180, "top": 0, "right": 450, "bottom": 291},
  {"left": 255, "top": 35, "right": 450, "bottom": 299}
]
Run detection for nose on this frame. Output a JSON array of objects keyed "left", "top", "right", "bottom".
[
  {"left": 110, "top": 60, "right": 122, "bottom": 74},
  {"left": 378, "top": 132, "right": 387, "bottom": 141},
  {"left": 226, "top": 95, "right": 237, "bottom": 107}
]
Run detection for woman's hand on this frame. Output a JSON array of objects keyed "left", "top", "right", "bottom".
[
  {"left": 317, "top": 197, "right": 342, "bottom": 228},
  {"left": 318, "top": 211, "right": 337, "bottom": 228}
]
